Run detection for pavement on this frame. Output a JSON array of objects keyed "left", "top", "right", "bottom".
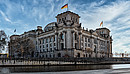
[{"left": 3, "top": 68, "right": 130, "bottom": 74}]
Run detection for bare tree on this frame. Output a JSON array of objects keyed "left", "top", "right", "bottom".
[
  {"left": 13, "top": 38, "right": 35, "bottom": 58},
  {"left": 86, "top": 48, "right": 92, "bottom": 54}
]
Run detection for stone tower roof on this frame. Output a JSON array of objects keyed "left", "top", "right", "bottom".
[{"left": 56, "top": 11, "right": 80, "bottom": 18}]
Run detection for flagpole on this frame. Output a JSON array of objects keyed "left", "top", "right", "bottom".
[
  {"left": 102, "top": 22, "right": 103, "bottom": 28},
  {"left": 67, "top": 4, "right": 68, "bottom": 11}
]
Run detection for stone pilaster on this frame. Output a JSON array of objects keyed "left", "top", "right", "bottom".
[
  {"left": 52, "top": 36, "right": 54, "bottom": 51},
  {"left": 44, "top": 38, "right": 46, "bottom": 51},
  {"left": 63, "top": 31, "right": 67, "bottom": 49},
  {"left": 73, "top": 32, "right": 75, "bottom": 48},
  {"left": 83, "top": 36, "right": 85, "bottom": 50},
  {"left": 78, "top": 32, "right": 82, "bottom": 49},
  {"left": 48, "top": 37, "right": 50, "bottom": 51},
  {"left": 58, "top": 33, "right": 60, "bottom": 50},
  {"left": 55, "top": 33, "right": 58, "bottom": 50}
]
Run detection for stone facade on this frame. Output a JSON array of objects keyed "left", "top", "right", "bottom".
[
  {"left": 9, "top": 11, "right": 112, "bottom": 58},
  {"left": 36, "top": 11, "right": 112, "bottom": 58},
  {"left": 9, "top": 26, "right": 43, "bottom": 58}
]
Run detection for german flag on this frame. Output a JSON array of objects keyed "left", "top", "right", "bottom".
[
  {"left": 61, "top": 4, "right": 68, "bottom": 9},
  {"left": 100, "top": 21, "right": 103, "bottom": 26}
]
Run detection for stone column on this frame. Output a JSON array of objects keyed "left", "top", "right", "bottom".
[
  {"left": 52, "top": 36, "right": 54, "bottom": 51},
  {"left": 44, "top": 38, "right": 46, "bottom": 51},
  {"left": 38, "top": 39, "right": 40, "bottom": 52},
  {"left": 66, "top": 30, "right": 72, "bottom": 49},
  {"left": 110, "top": 41, "right": 112, "bottom": 57},
  {"left": 105, "top": 40, "right": 107, "bottom": 57},
  {"left": 55, "top": 33, "right": 58, "bottom": 50},
  {"left": 63, "top": 31, "right": 66, "bottom": 49},
  {"left": 71, "top": 31, "right": 74, "bottom": 49},
  {"left": 58, "top": 33, "right": 60, "bottom": 50},
  {"left": 91, "top": 38, "right": 94, "bottom": 51},
  {"left": 78, "top": 32, "right": 82, "bottom": 49},
  {"left": 81, "top": 34, "right": 83, "bottom": 50},
  {"left": 97, "top": 38, "right": 99, "bottom": 57},
  {"left": 48, "top": 37, "right": 50, "bottom": 51},
  {"left": 83, "top": 36, "right": 85, "bottom": 50},
  {"left": 73, "top": 32, "right": 75, "bottom": 48}
]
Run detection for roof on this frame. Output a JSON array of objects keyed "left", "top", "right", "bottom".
[
  {"left": 56, "top": 11, "right": 80, "bottom": 18},
  {"left": 96, "top": 27, "right": 110, "bottom": 32},
  {"left": 10, "top": 35, "right": 19, "bottom": 38}
]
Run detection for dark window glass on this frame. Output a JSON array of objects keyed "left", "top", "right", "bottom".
[{"left": 43, "top": 39, "right": 44, "bottom": 44}]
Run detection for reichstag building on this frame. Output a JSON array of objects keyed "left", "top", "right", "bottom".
[{"left": 9, "top": 11, "right": 112, "bottom": 58}]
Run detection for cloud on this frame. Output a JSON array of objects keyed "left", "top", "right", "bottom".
[
  {"left": 70, "top": 0, "right": 130, "bottom": 53},
  {"left": 0, "top": 10, "right": 13, "bottom": 23}
]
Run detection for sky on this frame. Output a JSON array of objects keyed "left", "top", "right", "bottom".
[{"left": 0, "top": 0, "right": 130, "bottom": 54}]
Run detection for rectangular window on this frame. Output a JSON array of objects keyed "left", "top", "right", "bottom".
[
  {"left": 61, "top": 34, "right": 64, "bottom": 40},
  {"left": 43, "top": 39, "right": 44, "bottom": 44},
  {"left": 50, "top": 43, "right": 52, "bottom": 47},
  {"left": 54, "top": 43, "right": 56, "bottom": 46},
  {"left": 54, "top": 37, "right": 55, "bottom": 41},
  {"left": 40, "top": 40, "right": 41, "bottom": 44},
  {"left": 85, "top": 38, "right": 87, "bottom": 42},
  {"left": 88, "top": 44, "right": 90, "bottom": 47},
  {"left": 43, "top": 45, "right": 44, "bottom": 48},
  {"left": 85, "top": 43, "right": 87, "bottom": 47},
  {"left": 40, "top": 46, "right": 41, "bottom": 48},
  {"left": 46, "top": 44, "right": 48, "bottom": 47},
  {"left": 50, "top": 48, "right": 52, "bottom": 51},
  {"left": 61, "top": 43, "right": 64, "bottom": 49},
  {"left": 43, "top": 49, "right": 45, "bottom": 52},
  {"left": 59, "top": 19, "right": 61, "bottom": 23},
  {"left": 75, "top": 34, "right": 77, "bottom": 40},
  {"left": 50, "top": 37, "right": 53, "bottom": 42},
  {"left": 46, "top": 38, "right": 48, "bottom": 43},
  {"left": 88, "top": 38, "right": 90, "bottom": 42},
  {"left": 36, "top": 41, "right": 37, "bottom": 44},
  {"left": 94, "top": 39, "right": 97, "bottom": 44}
]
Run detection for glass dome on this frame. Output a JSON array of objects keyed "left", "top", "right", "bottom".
[{"left": 44, "top": 22, "right": 56, "bottom": 32}]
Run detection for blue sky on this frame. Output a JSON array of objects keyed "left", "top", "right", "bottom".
[{"left": 0, "top": 0, "right": 130, "bottom": 53}]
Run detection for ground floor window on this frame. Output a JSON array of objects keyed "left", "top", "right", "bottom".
[
  {"left": 53, "top": 54, "right": 55, "bottom": 57},
  {"left": 86, "top": 54, "right": 87, "bottom": 57},
  {"left": 61, "top": 43, "right": 64, "bottom": 49},
  {"left": 46, "top": 54, "right": 48, "bottom": 58},
  {"left": 83, "top": 54, "right": 85, "bottom": 57},
  {"left": 89, "top": 54, "right": 91, "bottom": 57},
  {"left": 58, "top": 53, "right": 61, "bottom": 57},
  {"left": 77, "top": 53, "right": 80, "bottom": 57}
]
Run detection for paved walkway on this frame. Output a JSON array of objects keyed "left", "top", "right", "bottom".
[{"left": 7, "top": 68, "right": 130, "bottom": 74}]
